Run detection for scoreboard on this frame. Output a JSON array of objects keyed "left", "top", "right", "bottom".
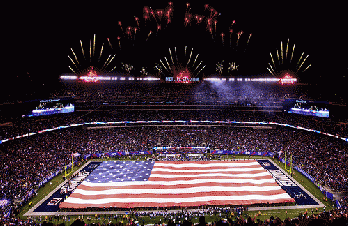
[
  {"left": 23, "top": 98, "right": 75, "bottom": 117},
  {"left": 284, "top": 99, "right": 330, "bottom": 118},
  {"left": 165, "top": 77, "right": 199, "bottom": 83}
]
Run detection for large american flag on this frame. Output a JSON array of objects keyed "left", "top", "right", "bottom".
[{"left": 60, "top": 160, "right": 294, "bottom": 208}]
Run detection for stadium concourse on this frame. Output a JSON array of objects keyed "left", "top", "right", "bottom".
[{"left": 0, "top": 81, "right": 347, "bottom": 225}]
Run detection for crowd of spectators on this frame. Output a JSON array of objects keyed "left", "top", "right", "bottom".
[
  {"left": 338, "top": 196, "right": 348, "bottom": 210},
  {"left": 0, "top": 81, "right": 347, "bottom": 224},
  {"left": 1, "top": 121, "right": 347, "bottom": 213},
  {"left": 1, "top": 109, "right": 347, "bottom": 142},
  {"left": 1, "top": 80, "right": 347, "bottom": 141},
  {"left": 53, "top": 82, "right": 294, "bottom": 106},
  {"left": 1, "top": 207, "right": 347, "bottom": 225}
]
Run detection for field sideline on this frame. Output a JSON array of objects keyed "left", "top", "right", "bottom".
[{"left": 19, "top": 155, "right": 335, "bottom": 225}]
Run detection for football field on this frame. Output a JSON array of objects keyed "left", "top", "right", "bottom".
[
  {"left": 61, "top": 159, "right": 295, "bottom": 208},
  {"left": 24, "top": 157, "right": 324, "bottom": 217}
]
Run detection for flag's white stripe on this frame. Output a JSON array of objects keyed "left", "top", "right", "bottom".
[
  {"left": 73, "top": 185, "right": 283, "bottom": 195},
  {"left": 81, "top": 178, "right": 276, "bottom": 187},
  {"left": 151, "top": 168, "right": 264, "bottom": 173},
  {"left": 154, "top": 162, "right": 259, "bottom": 168},
  {"left": 64, "top": 193, "right": 292, "bottom": 204}
]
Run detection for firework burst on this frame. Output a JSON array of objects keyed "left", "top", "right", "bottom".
[
  {"left": 267, "top": 39, "right": 311, "bottom": 76},
  {"left": 105, "top": 2, "right": 175, "bottom": 76},
  {"left": 67, "top": 3, "right": 251, "bottom": 77},
  {"left": 182, "top": 3, "right": 250, "bottom": 75},
  {"left": 156, "top": 46, "right": 206, "bottom": 80},
  {"left": 68, "top": 34, "right": 116, "bottom": 75}
]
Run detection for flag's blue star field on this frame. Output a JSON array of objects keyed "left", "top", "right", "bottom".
[{"left": 85, "top": 161, "right": 155, "bottom": 183}]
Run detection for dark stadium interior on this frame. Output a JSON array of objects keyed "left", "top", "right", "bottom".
[{"left": 1, "top": 1, "right": 348, "bottom": 225}]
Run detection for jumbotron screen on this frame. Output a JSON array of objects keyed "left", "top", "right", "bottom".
[
  {"left": 23, "top": 99, "right": 75, "bottom": 117},
  {"left": 287, "top": 100, "right": 329, "bottom": 118}
]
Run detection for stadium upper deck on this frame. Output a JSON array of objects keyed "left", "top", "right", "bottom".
[{"left": 54, "top": 80, "right": 301, "bottom": 108}]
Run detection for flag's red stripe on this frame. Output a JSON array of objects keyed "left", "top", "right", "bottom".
[
  {"left": 152, "top": 165, "right": 262, "bottom": 171},
  {"left": 155, "top": 160, "right": 257, "bottom": 164},
  {"left": 69, "top": 189, "right": 288, "bottom": 200},
  {"left": 60, "top": 198, "right": 295, "bottom": 209},
  {"left": 77, "top": 181, "right": 279, "bottom": 191}
]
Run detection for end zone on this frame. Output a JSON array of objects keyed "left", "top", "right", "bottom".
[{"left": 252, "top": 159, "right": 324, "bottom": 211}]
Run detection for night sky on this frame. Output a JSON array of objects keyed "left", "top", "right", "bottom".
[{"left": 3, "top": 1, "right": 347, "bottom": 102}]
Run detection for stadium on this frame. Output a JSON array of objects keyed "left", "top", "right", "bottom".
[{"left": 1, "top": 1, "right": 348, "bottom": 226}]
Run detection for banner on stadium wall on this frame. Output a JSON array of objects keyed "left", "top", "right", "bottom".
[
  {"left": 187, "top": 154, "right": 203, "bottom": 156},
  {"left": 211, "top": 150, "right": 274, "bottom": 157},
  {"left": 166, "top": 154, "right": 181, "bottom": 157},
  {"left": 324, "top": 190, "right": 334, "bottom": 200},
  {"left": 292, "top": 165, "right": 335, "bottom": 200},
  {"left": 336, "top": 200, "right": 342, "bottom": 209},
  {"left": 37, "top": 169, "right": 61, "bottom": 188},
  {"left": 321, "top": 189, "right": 334, "bottom": 200},
  {"left": 293, "top": 166, "right": 316, "bottom": 183},
  {"left": 153, "top": 147, "right": 207, "bottom": 150},
  {"left": 84, "top": 154, "right": 91, "bottom": 160},
  {"left": 84, "top": 150, "right": 153, "bottom": 159}
]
